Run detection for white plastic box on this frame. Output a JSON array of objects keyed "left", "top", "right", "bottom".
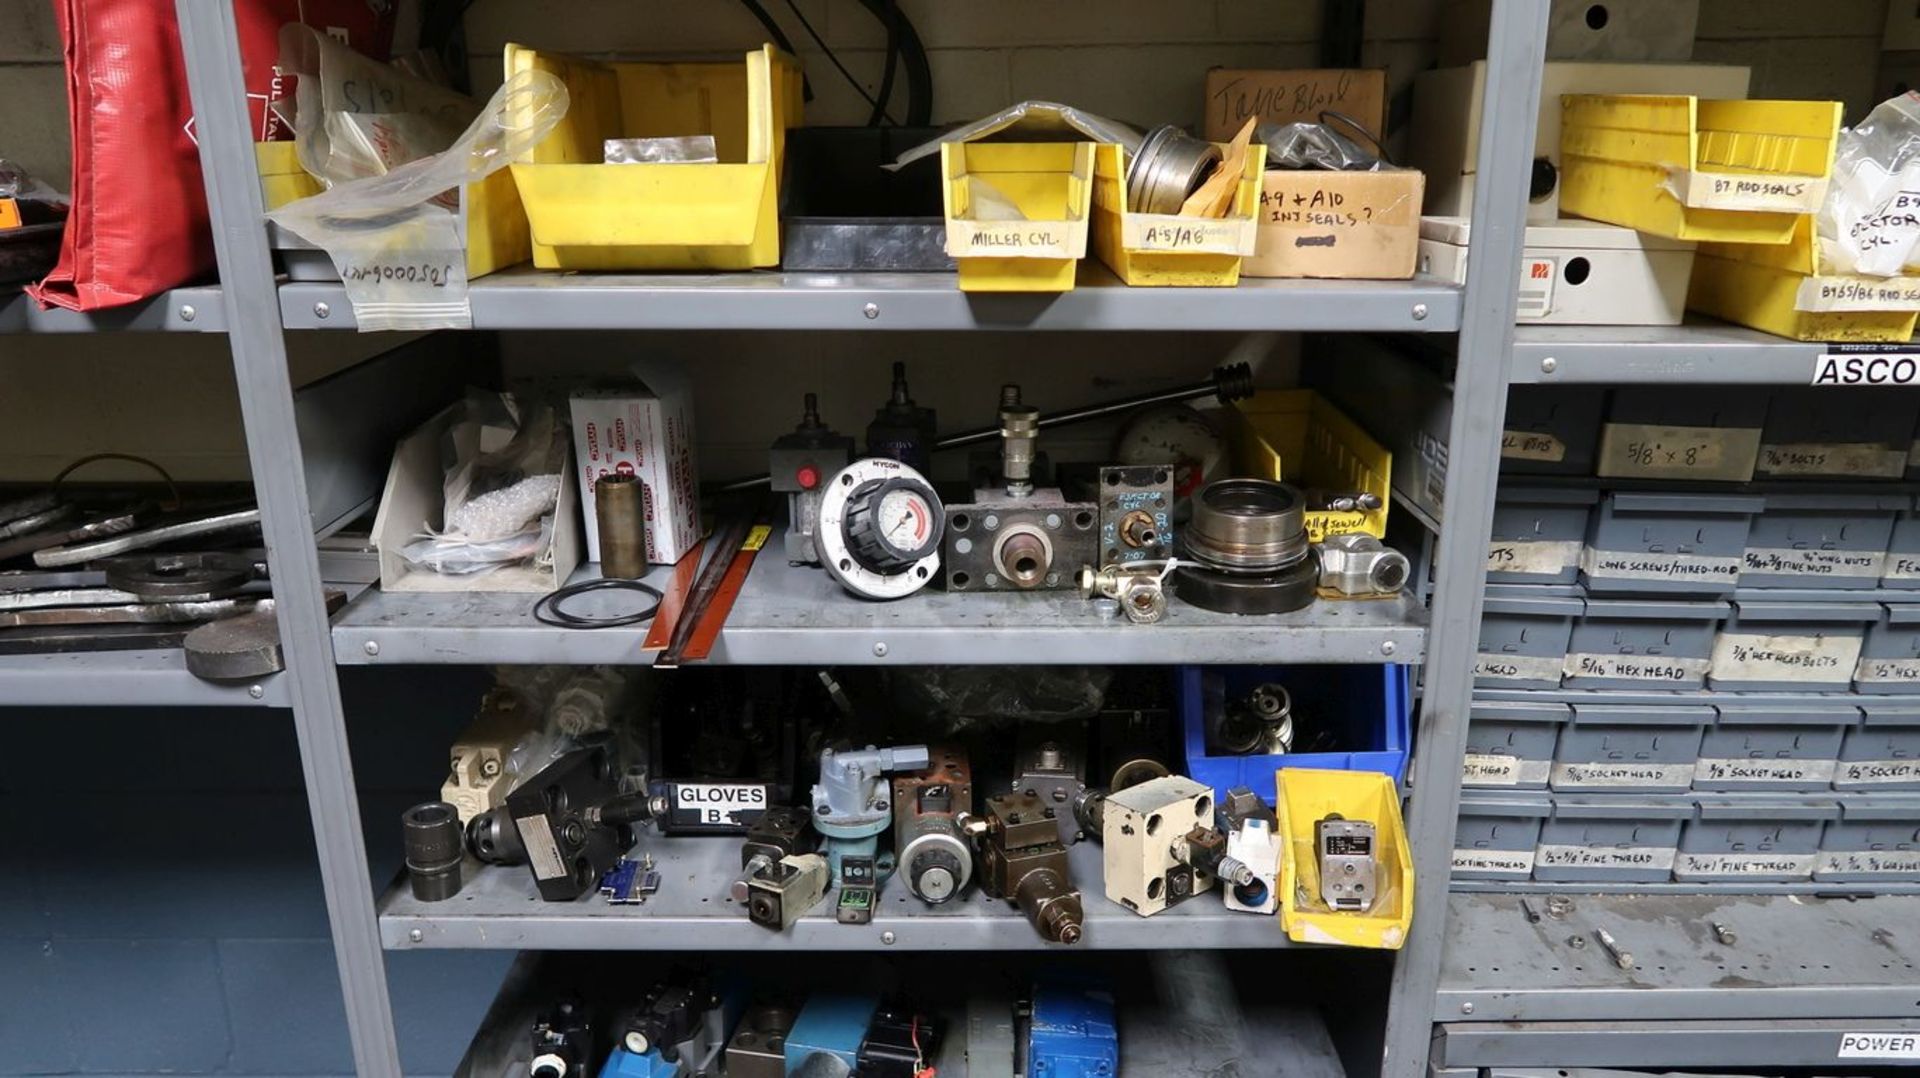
[
  {"left": 1419, "top": 217, "right": 1695, "bottom": 325},
  {"left": 569, "top": 363, "right": 701, "bottom": 566}
]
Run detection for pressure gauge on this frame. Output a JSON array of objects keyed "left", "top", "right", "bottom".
[{"left": 816, "top": 458, "right": 944, "bottom": 600}]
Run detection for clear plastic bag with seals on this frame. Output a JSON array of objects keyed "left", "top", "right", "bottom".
[
  {"left": 266, "top": 68, "right": 568, "bottom": 331},
  {"left": 887, "top": 101, "right": 1144, "bottom": 170},
  {"left": 887, "top": 666, "right": 1112, "bottom": 733},
  {"left": 399, "top": 390, "right": 570, "bottom": 578},
  {"left": 275, "top": 24, "right": 479, "bottom": 184},
  {"left": 1818, "top": 91, "right": 1920, "bottom": 277},
  {"left": 1257, "top": 115, "right": 1386, "bottom": 172}
]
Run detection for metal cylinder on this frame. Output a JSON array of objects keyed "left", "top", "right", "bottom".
[
  {"left": 994, "top": 527, "right": 1051, "bottom": 589},
  {"left": 1071, "top": 788, "right": 1107, "bottom": 842},
  {"left": 1126, "top": 125, "right": 1223, "bottom": 214},
  {"left": 1182, "top": 479, "right": 1310, "bottom": 573},
  {"left": 1015, "top": 868, "right": 1084, "bottom": 945},
  {"left": 999, "top": 384, "right": 1039, "bottom": 498},
  {"left": 730, "top": 853, "right": 774, "bottom": 902},
  {"left": 595, "top": 473, "right": 646, "bottom": 580},
  {"left": 404, "top": 802, "right": 464, "bottom": 902},
  {"left": 465, "top": 806, "right": 526, "bottom": 866}
]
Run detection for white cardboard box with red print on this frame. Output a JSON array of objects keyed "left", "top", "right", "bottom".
[{"left": 570, "top": 362, "right": 701, "bottom": 566}]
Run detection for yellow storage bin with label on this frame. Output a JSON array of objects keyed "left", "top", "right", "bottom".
[
  {"left": 1689, "top": 216, "right": 1920, "bottom": 342},
  {"left": 1560, "top": 94, "right": 1841, "bottom": 245},
  {"left": 942, "top": 141, "right": 1094, "bottom": 292},
  {"left": 1089, "top": 141, "right": 1265, "bottom": 286},
  {"left": 1227, "top": 390, "right": 1391, "bottom": 542},
  {"left": 1275, "top": 768, "right": 1412, "bottom": 949},
  {"left": 504, "top": 43, "right": 802, "bottom": 271},
  {"left": 256, "top": 142, "right": 323, "bottom": 210}
]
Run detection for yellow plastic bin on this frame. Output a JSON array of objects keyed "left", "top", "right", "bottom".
[
  {"left": 941, "top": 141, "right": 1094, "bottom": 292},
  {"left": 504, "top": 43, "right": 803, "bottom": 271},
  {"left": 1226, "top": 390, "right": 1391, "bottom": 542},
  {"left": 1089, "top": 141, "right": 1265, "bottom": 287},
  {"left": 1560, "top": 94, "right": 1841, "bottom": 245},
  {"left": 1689, "top": 216, "right": 1920, "bottom": 342},
  {"left": 1275, "top": 768, "right": 1412, "bottom": 949},
  {"left": 256, "top": 142, "right": 322, "bottom": 210}
]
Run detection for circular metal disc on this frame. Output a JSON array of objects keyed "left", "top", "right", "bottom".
[
  {"left": 183, "top": 606, "right": 284, "bottom": 680},
  {"left": 105, "top": 551, "right": 255, "bottom": 601},
  {"left": 1174, "top": 558, "right": 1317, "bottom": 615}
]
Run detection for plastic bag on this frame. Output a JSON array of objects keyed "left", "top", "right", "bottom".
[
  {"left": 277, "top": 24, "right": 479, "bottom": 184},
  {"left": 888, "top": 101, "right": 1144, "bottom": 170},
  {"left": 888, "top": 667, "right": 1112, "bottom": 732},
  {"left": 266, "top": 69, "right": 568, "bottom": 331},
  {"left": 399, "top": 391, "right": 569, "bottom": 577},
  {"left": 1257, "top": 121, "right": 1383, "bottom": 172},
  {"left": 1818, "top": 92, "right": 1920, "bottom": 277}
]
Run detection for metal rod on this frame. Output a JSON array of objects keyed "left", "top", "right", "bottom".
[
  {"left": 173, "top": 3, "right": 403, "bottom": 1076},
  {"left": 715, "top": 362, "right": 1254, "bottom": 491},
  {"left": 1378, "top": 3, "right": 1548, "bottom": 1077}
]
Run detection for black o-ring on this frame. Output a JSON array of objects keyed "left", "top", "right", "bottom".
[{"left": 531, "top": 578, "right": 665, "bottom": 629}]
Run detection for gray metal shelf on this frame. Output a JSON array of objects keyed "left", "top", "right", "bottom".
[
  {"left": 279, "top": 266, "right": 1462, "bottom": 332},
  {"left": 1436, "top": 1019, "right": 1920, "bottom": 1070},
  {"left": 0, "top": 648, "right": 288, "bottom": 707},
  {"left": 381, "top": 836, "right": 1298, "bottom": 952},
  {"left": 1436, "top": 891, "right": 1920, "bottom": 1025},
  {"left": 0, "top": 286, "right": 225, "bottom": 333},
  {"left": 1509, "top": 319, "right": 1880, "bottom": 384},
  {"left": 333, "top": 556, "right": 1425, "bottom": 666}
]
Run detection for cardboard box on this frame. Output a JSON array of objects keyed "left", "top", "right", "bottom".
[
  {"left": 570, "top": 362, "right": 700, "bottom": 565},
  {"left": 1243, "top": 169, "right": 1423, "bottom": 279},
  {"left": 1203, "top": 68, "right": 1387, "bottom": 142}
]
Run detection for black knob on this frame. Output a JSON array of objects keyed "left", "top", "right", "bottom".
[
  {"left": 909, "top": 848, "right": 966, "bottom": 903},
  {"left": 843, "top": 477, "right": 941, "bottom": 571}
]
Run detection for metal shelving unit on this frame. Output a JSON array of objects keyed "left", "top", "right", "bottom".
[
  {"left": 1510, "top": 319, "right": 1853, "bottom": 385},
  {"left": 0, "top": 286, "right": 225, "bottom": 333},
  {"left": 0, "top": 649, "right": 288, "bottom": 707}
]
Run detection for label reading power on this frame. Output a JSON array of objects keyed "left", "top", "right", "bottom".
[
  {"left": 663, "top": 783, "right": 770, "bottom": 830},
  {"left": 1838, "top": 1032, "right": 1920, "bottom": 1060}
]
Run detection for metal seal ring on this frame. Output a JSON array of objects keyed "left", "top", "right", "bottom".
[
  {"left": 1181, "top": 479, "right": 1309, "bottom": 573},
  {"left": 104, "top": 550, "right": 256, "bottom": 601},
  {"left": 1127, "top": 125, "right": 1223, "bottom": 215},
  {"left": 1174, "top": 558, "right": 1318, "bottom": 615}
]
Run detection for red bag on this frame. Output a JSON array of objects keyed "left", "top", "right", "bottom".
[{"left": 29, "top": 0, "right": 394, "bottom": 312}]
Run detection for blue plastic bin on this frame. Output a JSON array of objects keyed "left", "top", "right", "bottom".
[{"left": 1178, "top": 664, "right": 1412, "bottom": 805}]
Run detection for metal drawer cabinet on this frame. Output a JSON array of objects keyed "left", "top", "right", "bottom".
[
  {"left": 1504, "top": 385, "right": 1605, "bottom": 477},
  {"left": 1693, "top": 701, "right": 1852, "bottom": 792},
  {"left": 1551, "top": 702, "right": 1709, "bottom": 794},
  {"left": 1883, "top": 508, "right": 1920, "bottom": 589},
  {"left": 1453, "top": 792, "right": 1551, "bottom": 881},
  {"left": 1533, "top": 795, "right": 1689, "bottom": 883},
  {"left": 1706, "top": 599, "right": 1876, "bottom": 693},
  {"left": 1739, "top": 493, "right": 1905, "bottom": 590},
  {"left": 1756, "top": 389, "right": 1917, "bottom": 481},
  {"left": 1816, "top": 796, "right": 1920, "bottom": 883},
  {"left": 1836, "top": 700, "right": 1920, "bottom": 791},
  {"left": 1579, "top": 491, "right": 1759, "bottom": 597},
  {"left": 1673, "top": 796, "right": 1835, "bottom": 883},
  {"left": 1855, "top": 604, "right": 1920, "bottom": 694},
  {"left": 1488, "top": 486, "right": 1597, "bottom": 586},
  {"left": 1463, "top": 699, "right": 1567, "bottom": 789},
  {"left": 1563, "top": 598, "right": 1724, "bottom": 691},
  {"left": 1476, "top": 586, "right": 1582, "bottom": 689}
]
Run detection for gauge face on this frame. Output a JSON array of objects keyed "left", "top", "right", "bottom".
[{"left": 875, "top": 488, "right": 935, "bottom": 556}]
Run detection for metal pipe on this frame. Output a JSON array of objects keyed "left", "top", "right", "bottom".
[{"left": 594, "top": 474, "right": 647, "bottom": 579}]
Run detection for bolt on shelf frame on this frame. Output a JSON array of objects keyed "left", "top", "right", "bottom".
[{"left": 165, "top": 2, "right": 1551, "bottom": 1076}]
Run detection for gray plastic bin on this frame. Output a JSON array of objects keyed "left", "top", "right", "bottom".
[
  {"left": 1674, "top": 796, "right": 1835, "bottom": 883},
  {"left": 1815, "top": 796, "right": 1920, "bottom": 883},
  {"left": 1739, "top": 493, "right": 1905, "bottom": 590},
  {"left": 1534, "top": 795, "right": 1689, "bottom": 883},
  {"left": 1551, "top": 702, "right": 1709, "bottom": 793},
  {"left": 1579, "top": 492, "right": 1760, "bottom": 597},
  {"left": 1856, "top": 604, "right": 1920, "bottom": 695},
  {"left": 1694, "top": 701, "right": 1852, "bottom": 792},
  {"left": 1597, "top": 387, "right": 1769, "bottom": 483},
  {"left": 1475, "top": 586, "right": 1581, "bottom": 689},
  {"left": 1563, "top": 598, "right": 1725, "bottom": 690},
  {"left": 1706, "top": 599, "right": 1877, "bottom": 693},
  {"left": 1463, "top": 699, "right": 1568, "bottom": 789},
  {"left": 1884, "top": 509, "right": 1920, "bottom": 590},
  {"left": 1757, "top": 389, "right": 1916, "bottom": 481},
  {"left": 1504, "top": 386, "right": 1603, "bottom": 477},
  {"left": 1837, "top": 700, "right": 1920, "bottom": 791},
  {"left": 1488, "top": 486, "right": 1598, "bottom": 586},
  {"left": 1453, "top": 792, "right": 1551, "bottom": 881}
]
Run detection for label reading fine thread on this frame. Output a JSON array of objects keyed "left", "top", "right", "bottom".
[
  {"left": 1675, "top": 851, "right": 1815, "bottom": 877},
  {"left": 1580, "top": 546, "right": 1739, "bottom": 585},
  {"left": 1452, "top": 849, "right": 1535, "bottom": 874},
  {"left": 1537, "top": 844, "right": 1676, "bottom": 870},
  {"left": 1709, "top": 632, "right": 1861, "bottom": 684}
]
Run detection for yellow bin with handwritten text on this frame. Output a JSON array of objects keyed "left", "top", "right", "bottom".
[
  {"left": 1276, "top": 768, "right": 1412, "bottom": 950},
  {"left": 1688, "top": 216, "right": 1920, "bottom": 342},
  {"left": 942, "top": 142, "right": 1094, "bottom": 292},
  {"left": 1090, "top": 141, "right": 1266, "bottom": 286},
  {"left": 1227, "top": 390, "right": 1391, "bottom": 542}
]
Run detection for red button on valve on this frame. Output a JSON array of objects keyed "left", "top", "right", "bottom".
[{"left": 796, "top": 464, "right": 821, "bottom": 490}]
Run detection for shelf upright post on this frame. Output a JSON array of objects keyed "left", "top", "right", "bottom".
[
  {"left": 172, "top": 3, "right": 403, "bottom": 1076},
  {"left": 1378, "top": 2, "right": 1548, "bottom": 1076}
]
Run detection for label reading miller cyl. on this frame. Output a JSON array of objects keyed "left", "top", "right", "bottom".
[
  {"left": 1451, "top": 848, "right": 1535, "bottom": 875},
  {"left": 1563, "top": 652, "right": 1710, "bottom": 684},
  {"left": 1551, "top": 760, "right": 1696, "bottom": 788},
  {"left": 1474, "top": 653, "right": 1565, "bottom": 683},
  {"left": 1488, "top": 539, "right": 1580, "bottom": 576},
  {"left": 1536, "top": 843, "right": 1677, "bottom": 870},
  {"left": 1838, "top": 1032, "right": 1920, "bottom": 1060},
  {"left": 1709, "top": 632, "right": 1861, "bottom": 685},
  {"left": 1744, "top": 546, "right": 1886, "bottom": 580},
  {"left": 1836, "top": 758, "right": 1920, "bottom": 785},
  {"left": 1580, "top": 547, "right": 1740, "bottom": 585}
]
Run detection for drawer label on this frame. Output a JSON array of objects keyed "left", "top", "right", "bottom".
[
  {"left": 1474, "top": 653, "right": 1566, "bottom": 683},
  {"left": 1597, "top": 423, "right": 1761, "bottom": 482},
  {"left": 1710, "top": 631, "right": 1861, "bottom": 684},
  {"left": 1797, "top": 275, "right": 1920, "bottom": 312},
  {"left": 1857, "top": 657, "right": 1920, "bottom": 684},
  {"left": 1675, "top": 168, "right": 1826, "bottom": 212},
  {"left": 1552, "top": 761, "right": 1696, "bottom": 788},
  {"left": 1836, "top": 758, "right": 1920, "bottom": 785},
  {"left": 1580, "top": 547, "right": 1740, "bottom": 585},
  {"left": 1452, "top": 848, "right": 1535, "bottom": 875},
  {"left": 1501, "top": 429, "right": 1566, "bottom": 462},
  {"left": 1462, "top": 753, "right": 1551, "bottom": 786},
  {"left": 1696, "top": 757, "right": 1838, "bottom": 784},
  {"left": 1564, "top": 652, "right": 1710, "bottom": 683},
  {"left": 1820, "top": 850, "right": 1920, "bottom": 875},
  {"left": 1675, "top": 851, "right": 1817, "bottom": 877},
  {"left": 1759, "top": 441, "right": 1909, "bottom": 478},
  {"left": 1885, "top": 554, "right": 1920, "bottom": 580},
  {"left": 1838, "top": 1032, "right": 1920, "bottom": 1060},
  {"left": 1537, "top": 843, "right": 1677, "bottom": 870},
  {"left": 1121, "top": 214, "right": 1256, "bottom": 254},
  {"left": 1488, "top": 539, "right": 1580, "bottom": 576},
  {"left": 1743, "top": 546, "right": 1886, "bottom": 579}
]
